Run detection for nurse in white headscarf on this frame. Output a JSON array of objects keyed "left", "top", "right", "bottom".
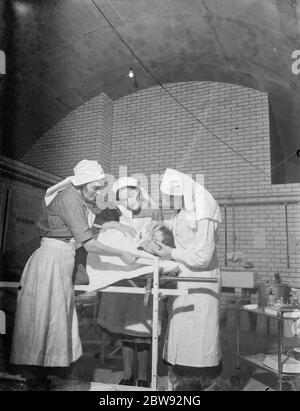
[
  {"left": 10, "top": 160, "right": 137, "bottom": 383},
  {"left": 154, "top": 168, "right": 222, "bottom": 389}
]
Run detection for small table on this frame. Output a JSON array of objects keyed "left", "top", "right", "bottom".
[{"left": 235, "top": 305, "right": 300, "bottom": 391}]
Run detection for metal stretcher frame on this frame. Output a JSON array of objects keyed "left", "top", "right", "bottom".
[
  {"left": 76, "top": 257, "right": 218, "bottom": 391},
  {"left": 0, "top": 259, "right": 218, "bottom": 391}
]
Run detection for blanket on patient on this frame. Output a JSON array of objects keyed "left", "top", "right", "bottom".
[{"left": 76, "top": 218, "right": 178, "bottom": 293}]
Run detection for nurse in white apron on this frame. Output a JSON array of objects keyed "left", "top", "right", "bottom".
[
  {"left": 10, "top": 160, "right": 137, "bottom": 385},
  {"left": 154, "top": 168, "right": 222, "bottom": 390}
]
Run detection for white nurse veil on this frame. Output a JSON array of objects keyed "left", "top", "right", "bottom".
[{"left": 160, "top": 168, "right": 221, "bottom": 229}]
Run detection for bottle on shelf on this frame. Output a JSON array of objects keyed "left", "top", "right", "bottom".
[
  {"left": 267, "top": 290, "right": 275, "bottom": 307},
  {"left": 274, "top": 271, "right": 281, "bottom": 284}
]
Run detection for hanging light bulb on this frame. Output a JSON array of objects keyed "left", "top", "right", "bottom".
[
  {"left": 128, "top": 54, "right": 134, "bottom": 78},
  {"left": 128, "top": 67, "right": 134, "bottom": 78}
]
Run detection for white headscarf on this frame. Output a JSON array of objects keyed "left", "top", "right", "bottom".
[
  {"left": 45, "top": 159, "right": 105, "bottom": 206},
  {"left": 160, "top": 168, "right": 221, "bottom": 229},
  {"left": 112, "top": 177, "right": 156, "bottom": 208}
]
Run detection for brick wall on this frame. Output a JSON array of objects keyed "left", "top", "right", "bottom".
[
  {"left": 21, "top": 81, "right": 300, "bottom": 289},
  {"left": 22, "top": 93, "right": 113, "bottom": 177},
  {"left": 111, "top": 82, "right": 300, "bottom": 288},
  {"left": 0, "top": 159, "right": 62, "bottom": 363},
  {"left": 0, "top": 155, "right": 61, "bottom": 268}
]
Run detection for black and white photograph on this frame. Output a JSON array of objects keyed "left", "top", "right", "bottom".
[{"left": 0, "top": 0, "right": 300, "bottom": 394}]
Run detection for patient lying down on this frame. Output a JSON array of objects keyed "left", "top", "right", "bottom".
[{"left": 138, "top": 225, "right": 175, "bottom": 254}]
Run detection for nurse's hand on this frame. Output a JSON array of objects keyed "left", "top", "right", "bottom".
[
  {"left": 145, "top": 221, "right": 161, "bottom": 234},
  {"left": 152, "top": 241, "right": 172, "bottom": 260},
  {"left": 120, "top": 251, "right": 140, "bottom": 265}
]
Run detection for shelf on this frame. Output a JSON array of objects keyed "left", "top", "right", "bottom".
[
  {"left": 237, "top": 305, "right": 300, "bottom": 391},
  {"left": 239, "top": 307, "right": 278, "bottom": 319},
  {"left": 239, "top": 306, "right": 300, "bottom": 320},
  {"left": 239, "top": 355, "right": 300, "bottom": 378}
]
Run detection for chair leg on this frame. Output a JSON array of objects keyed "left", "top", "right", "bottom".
[{"left": 100, "top": 332, "right": 106, "bottom": 364}]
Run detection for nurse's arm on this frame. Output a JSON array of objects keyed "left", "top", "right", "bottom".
[
  {"left": 56, "top": 193, "right": 137, "bottom": 262},
  {"left": 83, "top": 238, "right": 126, "bottom": 257},
  {"left": 83, "top": 238, "right": 138, "bottom": 265},
  {"left": 98, "top": 221, "right": 119, "bottom": 229},
  {"left": 171, "top": 219, "right": 215, "bottom": 268}
]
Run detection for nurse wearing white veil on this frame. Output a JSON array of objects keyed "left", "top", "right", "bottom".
[
  {"left": 155, "top": 168, "right": 222, "bottom": 389},
  {"left": 10, "top": 160, "right": 137, "bottom": 383}
]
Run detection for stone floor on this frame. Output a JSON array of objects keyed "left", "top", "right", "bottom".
[
  {"left": 71, "top": 321, "right": 299, "bottom": 391},
  {"left": 1, "top": 313, "right": 300, "bottom": 391}
]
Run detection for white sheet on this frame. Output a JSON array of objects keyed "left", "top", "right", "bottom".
[{"left": 77, "top": 219, "right": 178, "bottom": 293}]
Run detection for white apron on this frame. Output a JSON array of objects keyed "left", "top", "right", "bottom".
[
  {"left": 97, "top": 215, "right": 162, "bottom": 339},
  {"left": 163, "top": 211, "right": 221, "bottom": 368},
  {"left": 10, "top": 238, "right": 82, "bottom": 367}
]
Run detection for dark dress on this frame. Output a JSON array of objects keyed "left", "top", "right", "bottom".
[{"left": 73, "top": 207, "right": 121, "bottom": 283}]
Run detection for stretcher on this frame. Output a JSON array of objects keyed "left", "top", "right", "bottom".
[
  {"left": 0, "top": 263, "right": 218, "bottom": 391},
  {"left": 76, "top": 257, "right": 218, "bottom": 390}
]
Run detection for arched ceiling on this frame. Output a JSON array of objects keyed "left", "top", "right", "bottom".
[{"left": 0, "top": 0, "right": 300, "bottom": 181}]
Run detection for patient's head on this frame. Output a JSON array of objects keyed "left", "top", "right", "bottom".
[
  {"left": 138, "top": 225, "right": 175, "bottom": 254},
  {"left": 151, "top": 226, "right": 175, "bottom": 248}
]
